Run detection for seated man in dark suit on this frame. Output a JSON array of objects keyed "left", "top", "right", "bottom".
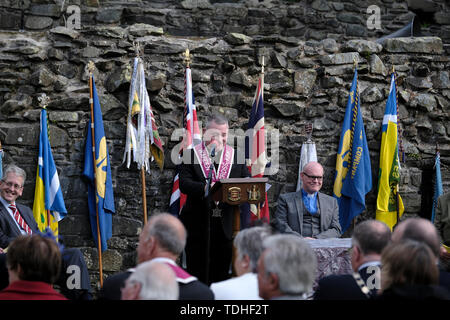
[
  {"left": 100, "top": 213, "right": 214, "bottom": 300},
  {"left": 0, "top": 164, "right": 92, "bottom": 300},
  {"left": 314, "top": 220, "right": 391, "bottom": 300},
  {"left": 272, "top": 161, "right": 341, "bottom": 239},
  {"left": 391, "top": 217, "right": 450, "bottom": 293}
]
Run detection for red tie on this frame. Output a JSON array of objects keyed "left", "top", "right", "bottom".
[{"left": 9, "top": 204, "right": 32, "bottom": 235}]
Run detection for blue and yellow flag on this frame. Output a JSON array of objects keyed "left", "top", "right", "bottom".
[
  {"left": 333, "top": 69, "right": 372, "bottom": 232},
  {"left": 376, "top": 72, "right": 404, "bottom": 230},
  {"left": 82, "top": 76, "right": 115, "bottom": 252},
  {"left": 33, "top": 108, "right": 67, "bottom": 239}
]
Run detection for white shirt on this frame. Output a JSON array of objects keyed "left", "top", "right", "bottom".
[
  {"left": 0, "top": 197, "right": 27, "bottom": 235},
  {"left": 210, "top": 272, "right": 262, "bottom": 300}
]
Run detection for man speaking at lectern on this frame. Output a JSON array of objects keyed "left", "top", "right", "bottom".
[{"left": 179, "top": 113, "right": 249, "bottom": 285}]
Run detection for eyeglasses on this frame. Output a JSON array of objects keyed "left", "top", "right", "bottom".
[
  {"left": 1, "top": 181, "right": 23, "bottom": 190},
  {"left": 302, "top": 172, "right": 323, "bottom": 181}
]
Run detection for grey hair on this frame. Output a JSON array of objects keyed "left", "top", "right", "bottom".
[
  {"left": 351, "top": 220, "right": 391, "bottom": 255},
  {"left": 234, "top": 226, "right": 272, "bottom": 273},
  {"left": 2, "top": 164, "right": 26, "bottom": 183},
  {"left": 127, "top": 260, "right": 179, "bottom": 300},
  {"left": 262, "top": 234, "right": 317, "bottom": 295},
  {"left": 146, "top": 213, "right": 186, "bottom": 256},
  {"left": 205, "top": 113, "right": 228, "bottom": 128}
]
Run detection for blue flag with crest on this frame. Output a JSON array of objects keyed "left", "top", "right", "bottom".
[
  {"left": 333, "top": 69, "right": 372, "bottom": 232},
  {"left": 82, "top": 76, "right": 115, "bottom": 252}
]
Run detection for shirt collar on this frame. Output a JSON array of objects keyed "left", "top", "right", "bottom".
[
  {"left": 0, "top": 196, "right": 13, "bottom": 209},
  {"left": 358, "top": 261, "right": 381, "bottom": 272},
  {"left": 301, "top": 189, "right": 317, "bottom": 198}
]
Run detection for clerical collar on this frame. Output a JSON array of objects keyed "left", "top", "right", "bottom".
[{"left": 301, "top": 189, "right": 318, "bottom": 214}]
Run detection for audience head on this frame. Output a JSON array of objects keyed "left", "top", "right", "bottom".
[
  {"left": 121, "top": 260, "right": 179, "bottom": 300},
  {"left": 300, "top": 161, "right": 324, "bottom": 194},
  {"left": 137, "top": 213, "right": 187, "bottom": 264},
  {"left": 0, "top": 164, "right": 26, "bottom": 204},
  {"left": 351, "top": 220, "right": 391, "bottom": 271},
  {"left": 380, "top": 240, "right": 439, "bottom": 292},
  {"left": 233, "top": 225, "right": 272, "bottom": 276},
  {"left": 6, "top": 234, "right": 61, "bottom": 285},
  {"left": 392, "top": 217, "right": 441, "bottom": 261},
  {"left": 257, "top": 234, "right": 317, "bottom": 299}
]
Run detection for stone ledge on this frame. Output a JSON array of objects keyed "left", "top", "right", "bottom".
[{"left": 384, "top": 37, "right": 444, "bottom": 54}]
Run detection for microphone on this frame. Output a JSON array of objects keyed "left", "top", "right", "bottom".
[{"left": 210, "top": 143, "right": 216, "bottom": 157}]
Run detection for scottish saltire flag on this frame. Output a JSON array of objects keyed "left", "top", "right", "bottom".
[
  {"left": 376, "top": 72, "right": 404, "bottom": 230},
  {"left": 333, "top": 69, "right": 372, "bottom": 232},
  {"left": 83, "top": 76, "right": 115, "bottom": 252},
  {"left": 245, "top": 74, "right": 270, "bottom": 223},
  {"left": 169, "top": 66, "right": 201, "bottom": 217},
  {"left": 123, "top": 57, "right": 164, "bottom": 172},
  {"left": 431, "top": 151, "right": 443, "bottom": 223},
  {"left": 32, "top": 108, "right": 67, "bottom": 238},
  {"left": 296, "top": 142, "right": 317, "bottom": 192}
]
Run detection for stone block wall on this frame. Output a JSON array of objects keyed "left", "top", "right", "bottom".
[{"left": 0, "top": 0, "right": 449, "bottom": 291}]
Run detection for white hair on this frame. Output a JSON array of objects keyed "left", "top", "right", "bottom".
[
  {"left": 262, "top": 234, "right": 317, "bottom": 295},
  {"left": 127, "top": 260, "right": 179, "bottom": 300}
]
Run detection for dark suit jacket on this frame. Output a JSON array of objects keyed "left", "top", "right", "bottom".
[
  {"left": 0, "top": 201, "right": 39, "bottom": 248},
  {"left": 314, "top": 266, "right": 379, "bottom": 300},
  {"left": 435, "top": 193, "right": 450, "bottom": 245},
  {"left": 272, "top": 191, "right": 341, "bottom": 238},
  {"left": 100, "top": 270, "right": 215, "bottom": 300},
  {"left": 179, "top": 147, "right": 249, "bottom": 241}
]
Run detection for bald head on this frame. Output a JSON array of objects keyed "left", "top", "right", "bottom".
[
  {"left": 301, "top": 161, "right": 324, "bottom": 194},
  {"left": 138, "top": 213, "right": 187, "bottom": 263},
  {"left": 303, "top": 162, "right": 323, "bottom": 174},
  {"left": 392, "top": 218, "right": 440, "bottom": 258}
]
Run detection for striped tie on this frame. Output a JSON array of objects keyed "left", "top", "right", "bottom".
[{"left": 9, "top": 204, "right": 32, "bottom": 235}]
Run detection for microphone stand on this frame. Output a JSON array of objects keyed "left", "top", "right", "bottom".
[{"left": 204, "top": 145, "right": 215, "bottom": 285}]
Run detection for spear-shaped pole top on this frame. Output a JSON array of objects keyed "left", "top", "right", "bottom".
[
  {"left": 87, "top": 61, "right": 95, "bottom": 75},
  {"left": 353, "top": 57, "right": 358, "bottom": 69},
  {"left": 183, "top": 48, "right": 191, "bottom": 67},
  {"left": 38, "top": 93, "right": 50, "bottom": 109},
  {"left": 133, "top": 41, "right": 143, "bottom": 57}
]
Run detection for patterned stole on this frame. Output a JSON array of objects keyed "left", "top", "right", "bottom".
[{"left": 193, "top": 143, "right": 234, "bottom": 182}]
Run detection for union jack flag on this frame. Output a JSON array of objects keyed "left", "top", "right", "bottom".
[
  {"left": 169, "top": 66, "right": 201, "bottom": 216},
  {"left": 245, "top": 73, "right": 270, "bottom": 223}
]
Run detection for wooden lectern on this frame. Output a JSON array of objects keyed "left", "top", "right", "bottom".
[{"left": 210, "top": 177, "right": 268, "bottom": 274}]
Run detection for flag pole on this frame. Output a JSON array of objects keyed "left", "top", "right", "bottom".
[
  {"left": 88, "top": 61, "right": 104, "bottom": 287},
  {"left": 141, "top": 166, "right": 147, "bottom": 225},
  {"left": 38, "top": 94, "right": 52, "bottom": 230},
  {"left": 352, "top": 58, "right": 358, "bottom": 231},
  {"left": 393, "top": 66, "right": 400, "bottom": 229}
]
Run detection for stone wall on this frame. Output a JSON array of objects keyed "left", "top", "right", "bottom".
[{"left": 0, "top": 0, "right": 449, "bottom": 292}]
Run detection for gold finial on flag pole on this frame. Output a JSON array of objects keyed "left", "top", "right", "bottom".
[
  {"left": 133, "top": 41, "right": 143, "bottom": 57},
  {"left": 183, "top": 48, "right": 191, "bottom": 68},
  {"left": 353, "top": 57, "right": 358, "bottom": 69},
  {"left": 87, "top": 60, "right": 95, "bottom": 75}
]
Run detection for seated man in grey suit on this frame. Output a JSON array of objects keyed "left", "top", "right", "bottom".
[{"left": 272, "top": 161, "right": 341, "bottom": 239}]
